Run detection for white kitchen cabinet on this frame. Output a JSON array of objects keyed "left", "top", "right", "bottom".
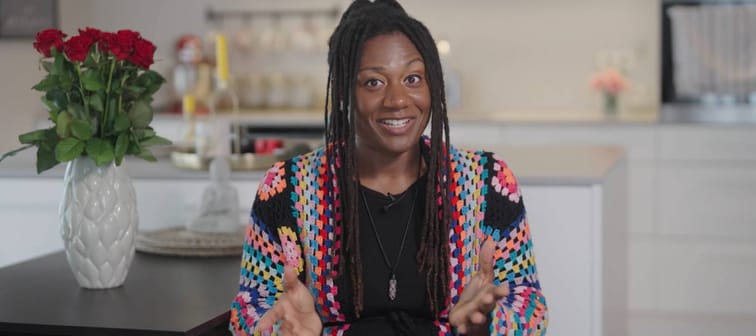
[
  {"left": 658, "top": 126, "right": 756, "bottom": 161},
  {"left": 657, "top": 161, "right": 756, "bottom": 240},
  {"left": 524, "top": 160, "right": 627, "bottom": 336},
  {"left": 0, "top": 180, "right": 64, "bottom": 268}
]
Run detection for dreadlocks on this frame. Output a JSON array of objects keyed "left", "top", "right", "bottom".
[{"left": 324, "top": 0, "right": 452, "bottom": 318}]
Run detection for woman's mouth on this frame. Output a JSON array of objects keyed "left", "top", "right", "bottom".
[{"left": 380, "top": 118, "right": 411, "bottom": 128}]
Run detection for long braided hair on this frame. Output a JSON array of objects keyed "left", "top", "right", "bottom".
[{"left": 324, "top": 0, "right": 452, "bottom": 318}]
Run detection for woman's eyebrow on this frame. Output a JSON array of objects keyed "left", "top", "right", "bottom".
[{"left": 358, "top": 58, "right": 425, "bottom": 73}]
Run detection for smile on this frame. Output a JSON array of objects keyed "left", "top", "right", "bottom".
[{"left": 380, "top": 118, "right": 411, "bottom": 128}]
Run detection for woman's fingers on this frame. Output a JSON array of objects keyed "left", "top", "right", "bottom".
[
  {"left": 494, "top": 283, "right": 510, "bottom": 299},
  {"left": 479, "top": 239, "right": 496, "bottom": 280},
  {"left": 255, "top": 301, "right": 285, "bottom": 332},
  {"left": 470, "top": 311, "right": 487, "bottom": 325},
  {"left": 255, "top": 267, "right": 321, "bottom": 335},
  {"left": 282, "top": 265, "right": 300, "bottom": 291}
]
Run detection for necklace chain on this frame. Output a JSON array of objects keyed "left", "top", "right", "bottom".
[{"left": 360, "top": 186, "right": 418, "bottom": 301}]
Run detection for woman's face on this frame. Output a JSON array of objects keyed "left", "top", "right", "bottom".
[{"left": 354, "top": 32, "right": 431, "bottom": 157}]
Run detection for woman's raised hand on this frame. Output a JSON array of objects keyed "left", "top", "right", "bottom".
[
  {"left": 255, "top": 266, "right": 322, "bottom": 336},
  {"left": 449, "top": 239, "right": 509, "bottom": 335}
]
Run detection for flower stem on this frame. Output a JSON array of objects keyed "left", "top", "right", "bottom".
[
  {"left": 74, "top": 63, "right": 89, "bottom": 121},
  {"left": 0, "top": 144, "right": 33, "bottom": 163},
  {"left": 118, "top": 75, "right": 126, "bottom": 121},
  {"left": 103, "top": 58, "right": 116, "bottom": 136}
]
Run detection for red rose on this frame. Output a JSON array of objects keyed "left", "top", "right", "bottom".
[
  {"left": 96, "top": 30, "right": 138, "bottom": 60},
  {"left": 114, "top": 30, "right": 140, "bottom": 60},
  {"left": 98, "top": 33, "right": 118, "bottom": 57},
  {"left": 77, "top": 27, "right": 102, "bottom": 41},
  {"left": 63, "top": 35, "right": 94, "bottom": 62},
  {"left": 33, "top": 29, "right": 66, "bottom": 57},
  {"left": 128, "top": 38, "right": 156, "bottom": 69}
]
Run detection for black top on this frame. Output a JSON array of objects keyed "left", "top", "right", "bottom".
[
  {"left": 333, "top": 174, "right": 438, "bottom": 335},
  {"left": 0, "top": 251, "right": 240, "bottom": 336}
]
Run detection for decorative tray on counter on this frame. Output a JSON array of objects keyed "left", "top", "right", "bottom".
[
  {"left": 170, "top": 150, "right": 279, "bottom": 171},
  {"left": 136, "top": 226, "right": 245, "bottom": 257},
  {"left": 170, "top": 141, "right": 314, "bottom": 171}
]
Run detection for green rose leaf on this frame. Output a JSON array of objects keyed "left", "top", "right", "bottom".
[
  {"left": 67, "top": 103, "right": 85, "bottom": 121},
  {"left": 128, "top": 100, "right": 152, "bottom": 129},
  {"left": 80, "top": 70, "right": 104, "bottom": 91},
  {"left": 40, "top": 129, "right": 58, "bottom": 151},
  {"left": 41, "top": 61, "right": 53, "bottom": 73},
  {"left": 136, "top": 148, "right": 157, "bottom": 162},
  {"left": 137, "top": 70, "right": 165, "bottom": 96},
  {"left": 70, "top": 119, "right": 93, "bottom": 140},
  {"left": 134, "top": 128, "right": 156, "bottom": 140},
  {"left": 45, "top": 89, "right": 68, "bottom": 111},
  {"left": 127, "top": 140, "right": 142, "bottom": 155},
  {"left": 33, "top": 75, "right": 59, "bottom": 92},
  {"left": 89, "top": 94, "right": 104, "bottom": 112},
  {"left": 140, "top": 135, "right": 172, "bottom": 147},
  {"left": 124, "top": 85, "right": 145, "bottom": 95},
  {"left": 114, "top": 132, "right": 129, "bottom": 165},
  {"left": 51, "top": 51, "right": 65, "bottom": 76},
  {"left": 56, "top": 112, "right": 71, "bottom": 138},
  {"left": 19, "top": 129, "right": 47, "bottom": 144},
  {"left": 113, "top": 113, "right": 131, "bottom": 133},
  {"left": 83, "top": 48, "right": 97, "bottom": 68},
  {"left": 36, "top": 146, "right": 59, "bottom": 174},
  {"left": 54, "top": 138, "right": 85, "bottom": 162},
  {"left": 41, "top": 97, "right": 60, "bottom": 114},
  {"left": 86, "top": 138, "right": 115, "bottom": 166}
]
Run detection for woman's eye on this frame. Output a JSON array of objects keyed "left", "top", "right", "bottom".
[
  {"left": 405, "top": 75, "right": 422, "bottom": 85},
  {"left": 364, "top": 79, "right": 382, "bottom": 88}
]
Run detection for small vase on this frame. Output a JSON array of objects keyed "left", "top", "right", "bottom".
[
  {"left": 59, "top": 156, "right": 138, "bottom": 289},
  {"left": 602, "top": 92, "right": 619, "bottom": 117}
]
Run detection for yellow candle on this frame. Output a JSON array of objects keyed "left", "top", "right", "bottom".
[
  {"left": 215, "top": 34, "right": 229, "bottom": 82},
  {"left": 182, "top": 94, "right": 196, "bottom": 116}
]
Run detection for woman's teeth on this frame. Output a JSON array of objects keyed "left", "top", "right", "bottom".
[{"left": 381, "top": 119, "right": 410, "bottom": 127}]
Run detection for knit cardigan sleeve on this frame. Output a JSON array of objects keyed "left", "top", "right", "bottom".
[
  {"left": 229, "top": 162, "right": 306, "bottom": 335},
  {"left": 481, "top": 153, "right": 548, "bottom": 335}
]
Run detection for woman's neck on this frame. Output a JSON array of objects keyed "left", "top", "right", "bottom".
[{"left": 356, "top": 146, "right": 424, "bottom": 195}]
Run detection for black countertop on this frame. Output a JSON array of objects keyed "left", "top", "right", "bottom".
[{"left": 0, "top": 251, "right": 240, "bottom": 335}]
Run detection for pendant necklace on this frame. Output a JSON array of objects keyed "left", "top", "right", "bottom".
[{"left": 360, "top": 186, "right": 419, "bottom": 301}]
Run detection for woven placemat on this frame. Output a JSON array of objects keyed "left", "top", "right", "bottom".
[{"left": 136, "top": 226, "right": 245, "bottom": 257}]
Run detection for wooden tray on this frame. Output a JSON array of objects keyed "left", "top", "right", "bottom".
[{"left": 136, "top": 226, "right": 245, "bottom": 257}]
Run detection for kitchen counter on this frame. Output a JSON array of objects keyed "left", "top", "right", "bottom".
[
  {"left": 0, "top": 251, "right": 239, "bottom": 335},
  {"left": 0, "top": 144, "right": 624, "bottom": 186}
]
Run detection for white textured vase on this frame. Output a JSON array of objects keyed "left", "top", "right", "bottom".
[{"left": 60, "top": 156, "right": 138, "bottom": 289}]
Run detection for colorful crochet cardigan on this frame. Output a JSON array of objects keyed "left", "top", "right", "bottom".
[{"left": 230, "top": 139, "right": 548, "bottom": 335}]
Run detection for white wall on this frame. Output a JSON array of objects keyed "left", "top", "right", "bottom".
[{"left": 0, "top": 0, "right": 660, "bottom": 151}]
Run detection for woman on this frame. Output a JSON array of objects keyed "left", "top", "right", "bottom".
[{"left": 230, "top": 1, "right": 548, "bottom": 335}]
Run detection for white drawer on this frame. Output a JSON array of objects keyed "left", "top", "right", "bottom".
[
  {"left": 657, "top": 161, "right": 756, "bottom": 239},
  {"left": 658, "top": 125, "right": 756, "bottom": 161},
  {"left": 501, "top": 125, "right": 656, "bottom": 160}
]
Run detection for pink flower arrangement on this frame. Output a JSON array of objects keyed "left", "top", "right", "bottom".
[{"left": 590, "top": 68, "right": 627, "bottom": 94}]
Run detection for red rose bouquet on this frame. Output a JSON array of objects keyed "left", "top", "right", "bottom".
[{"left": 2, "top": 27, "right": 170, "bottom": 173}]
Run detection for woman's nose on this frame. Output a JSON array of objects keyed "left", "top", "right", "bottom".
[{"left": 383, "top": 83, "right": 409, "bottom": 109}]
